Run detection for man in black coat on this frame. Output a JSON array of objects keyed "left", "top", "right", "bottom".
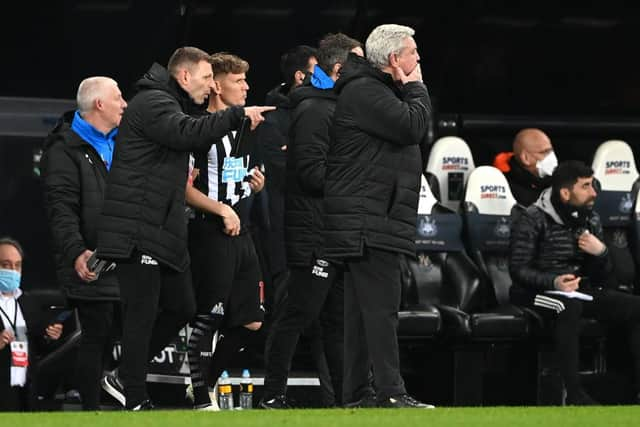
[
  {"left": 260, "top": 33, "right": 362, "bottom": 409},
  {"left": 40, "top": 76, "right": 127, "bottom": 410},
  {"left": 0, "top": 238, "right": 63, "bottom": 412},
  {"left": 510, "top": 160, "right": 640, "bottom": 405},
  {"left": 256, "top": 45, "right": 317, "bottom": 301},
  {"left": 95, "top": 47, "right": 273, "bottom": 410},
  {"left": 323, "top": 24, "right": 433, "bottom": 408}
]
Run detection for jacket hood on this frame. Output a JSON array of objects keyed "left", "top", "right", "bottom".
[
  {"left": 265, "top": 83, "right": 292, "bottom": 108},
  {"left": 135, "top": 63, "right": 206, "bottom": 115},
  {"left": 289, "top": 82, "right": 337, "bottom": 109},
  {"left": 534, "top": 188, "right": 564, "bottom": 225},
  {"left": 333, "top": 52, "right": 398, "bottom": 96},
  {"left": 43, "top": 110, "right": 76, "bottom": 150}
]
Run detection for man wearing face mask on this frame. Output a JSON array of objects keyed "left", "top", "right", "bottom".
[
  {"left": 509, "top": 161, "right": 640, "bottom": 405},
  {"left": 494, "top": 128, "right": 558, "bottom": 206},
  {"left": 0, "top": 237, "right": 63, "bottom": 411}
]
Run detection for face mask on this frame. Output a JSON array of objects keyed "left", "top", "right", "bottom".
[
  {"left": 536, "top": 151, "right": 558, "bottom": 178},
  {"left": 0, "top": 269, "right": 21, "bottom": 293}
]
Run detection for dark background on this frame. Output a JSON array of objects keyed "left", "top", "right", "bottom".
[{"left": 4, "top": 1, "right": 640, "bottom": 115}]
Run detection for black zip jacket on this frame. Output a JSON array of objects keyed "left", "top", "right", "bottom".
[
  {"left": 96, "top": 63, "right": 244, "bottom": 272},
  {"left": 40, "top": 111, "right": 119, "bottom": 300},
  {"left": 323, "top": 54, "right": 432, "bottom": 258}
]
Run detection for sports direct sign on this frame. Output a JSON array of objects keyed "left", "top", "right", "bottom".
[
  {"left": 480, "top": 185, "right": 507, "bottom": 199},
  {"left": 605, "top": 160, "right": 632, "bottom": 175},
  {"left": 441, "top": 157, "right": 470, "bottom": 170}
]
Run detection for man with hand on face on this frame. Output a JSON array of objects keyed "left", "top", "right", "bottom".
[
  {"left": 494, "top": 128, "right": 558, "bottom": 206},
  {"left": 510, "top": 160, "right": 640, "bottom": 405},
  {"left": 322, "top": 24, "right": 433, "bottom": 408},
  {"left": 185, "top": 52, "right": 267, "bottom": 411},
  {"left": 97, "top": 47, "right": 274, "bottom": 411}
]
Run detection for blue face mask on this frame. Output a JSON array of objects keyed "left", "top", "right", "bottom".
[{"left": 0, "top": 269, "right": 21, "bottom": 293}]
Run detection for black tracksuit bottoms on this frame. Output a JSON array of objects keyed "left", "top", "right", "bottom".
[
  {"left": 343, "top": 247, "right": 406, "bottom": 403},
  {"left": 262, "top": 260, "right": 344, "bottom": 404},
  {"left": 116, "top": 253, "right": 196, "bottom": 408}
]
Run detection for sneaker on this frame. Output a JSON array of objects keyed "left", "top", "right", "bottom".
[
  {"left": 131, "top": 399, "right": 154, "bottom": 411},
  {"left": 195, "top": 402, "right": 220, "bottom": 411},
  {"left": 565, "top": 389, "right": 599, "bottom": 406},
  {"left": 378, "top": 394, "right": 435, "bottom": 408},
  {"left": 259, "top": 395, "right": 291, "bottom": 409},
  {"left": 344, "top": 392, "right": 377, "bottom": 408},
  {"left": 101, "top": 373, "right": 125, "bottom": 407}
]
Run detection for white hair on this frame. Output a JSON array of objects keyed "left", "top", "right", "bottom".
[
  {"left": 76, "top": 76, "right": 117, "bottom": 114},
  {"left": 365, "top": 24, "right": 415, "bottom": 69}
]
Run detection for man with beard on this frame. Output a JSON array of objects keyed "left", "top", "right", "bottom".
[{"left": 510, "top": 160, "right": 640, "bottom": 405}]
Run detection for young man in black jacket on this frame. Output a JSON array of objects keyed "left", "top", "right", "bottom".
[
  {"left": 96, "top": 47, "right": 273, "bottom": 410},
  {"left": 40, "top": 76, "right": 127, "bottom": 410},
  {"left": 509, "top": 160, "right": 640, "bottom": 405},
  {"left": 260, "top": 33, "right": 362, "bottom": 409},
  {"left": 322, "top": 24, "right": 433, "bottom": 408}
]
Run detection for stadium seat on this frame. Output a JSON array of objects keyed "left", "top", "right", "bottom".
[
  {"left": 399, "top": 175, "right": 476, "bottom": 341},
  {"left": 592, "top": 139, "right": 640, "bottom": 293},
  {"left": 425, "top": 136, "right": 476, "bottom": 212}
]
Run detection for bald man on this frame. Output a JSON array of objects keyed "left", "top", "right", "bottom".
[
  {"left": 41, "top": 76, "right": 126, "bottom": 410},
  {"left": 495, "top": 128, "right": 558, "bottom": 206}
]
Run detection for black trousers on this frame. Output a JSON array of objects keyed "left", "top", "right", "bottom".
[
  {"left": 71, "top": 299, "right": 121, "bottom": 410},
  {"left": 116, "top": 253, "right": 195, "bottom": 408},
  {"left": 262, "top": 261, "right": 344, "bottom": 404},
  {"left": 535, "top": 288, "right": 640, "bottom": 396},
  {"left": 343, "top": 247, "right": 405, "bottom": 403}
]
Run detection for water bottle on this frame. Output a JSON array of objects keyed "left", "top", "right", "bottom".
[
  {"left": 217, "top": 370, "right": 234, "bottom": 410},
  {"left": 239, "top": 369, "right": 253, "bottom": 409}
]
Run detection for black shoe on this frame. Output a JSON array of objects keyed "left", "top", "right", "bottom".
[
  {"left": 101, "top": 373, "right": 125, "bottom": 407},
  {"left": 259, "top": 395, "right": 291, "bottom": 409},
  {"left": 344, "top": 392, "right": 378, "bottom": 408},
  {"left": 566, "top": 389, "right": 599, "bottom": 406},
  {"left": 130, "top": 399, "right": 154, "bottom": 411},
  {"left": 378, "top": 394, "right": 435, "bottom": 408}
]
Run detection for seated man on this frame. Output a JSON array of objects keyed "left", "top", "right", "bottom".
[
  {"left": 494, "top": 128, "right": 557, "bottom": 206},
  {"left": 509, "top": 161, "right": 640, "bottom": 405},
  {"left": 0, "top": 237, "right": 63, "bottom": 411}
]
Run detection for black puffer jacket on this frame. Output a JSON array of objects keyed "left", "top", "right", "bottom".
[
  {"left": 323, "top": 54, "right": 432, "bottom": 258},
  {"left": 504, "top": 155, "right": 551, "bottom": 207},
  {"left": 97, "top": 63, "right": 244, "bottom": 272},
  {"left": 509, "top": 188, "right": 612, "bottom": 303},
  {"left": 284, "top": 83, "right": 337, "bottom": 266},
  {"left": 40, "top": 112, "right": 119, "bottom": 301}
]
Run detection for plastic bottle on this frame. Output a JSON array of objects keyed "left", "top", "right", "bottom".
[
  {"left": 239, "top": 369, "right": 253, "bottom": 409},
  {"left": 217, "top": 370, "right": 234, "bottom": 410}
]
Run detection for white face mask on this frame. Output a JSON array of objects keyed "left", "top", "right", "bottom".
[{"left": 536, "top": 151, "right": 558, "bottom": 178}]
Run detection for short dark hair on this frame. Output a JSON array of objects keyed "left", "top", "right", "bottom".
[
  {"left": 280, "top": 45, "right": 317, "bottom": 87},
  {"left": 209, "top": 52, "right": 249, "bottom": 76},
  {"left": 317, "top": 33, "right": 362, "bottom": 75},
  {"left": 552, "top": 160, "right": 594, "bottom": 193},
  {"left": 167, "top": 46, "right": 211, "bottom": 77},
  {"left": 0, "top": 236, "right": 24, "bottom": 259}
]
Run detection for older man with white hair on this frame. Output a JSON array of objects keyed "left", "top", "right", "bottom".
[
  {"left": 322, "top": 24, "right": 433, "bottom": 408},
  {"left": 40, "top": 76, "right": 126, "bottom": 410}
]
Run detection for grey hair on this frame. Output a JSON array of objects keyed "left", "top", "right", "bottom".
[
  {"left": 76, "top": 77, "right": 117, "bottom": 114},
  {"left": 365, "top": 24, "right": 415, "bottom": 69}
]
